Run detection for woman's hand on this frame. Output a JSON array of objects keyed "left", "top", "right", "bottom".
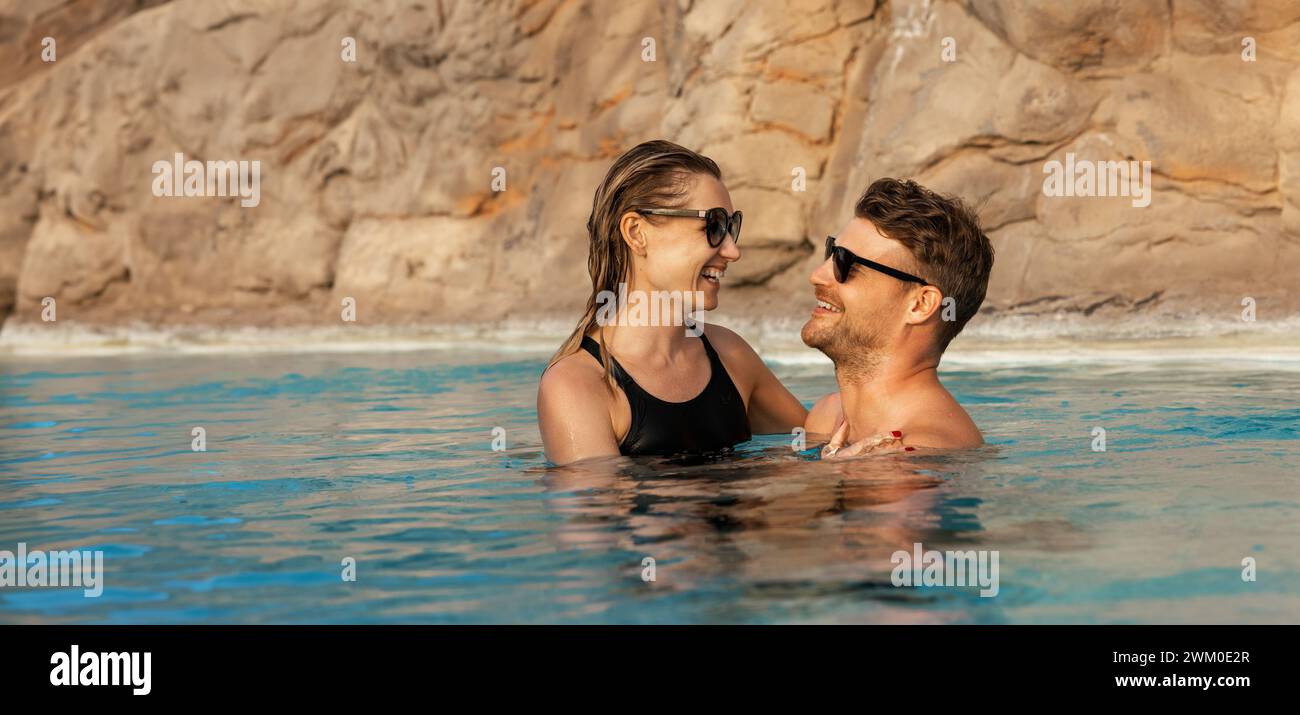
[{"left": 820, "top": 418, "right": 912, "bottom": 459}]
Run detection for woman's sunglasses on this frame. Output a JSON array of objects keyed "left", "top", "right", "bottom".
[
  {"left": 825, "top": 236, "right": 929, "bottom": 285},
  {"left": 637, "top": 207, "right": 743, "bottom": 248}
]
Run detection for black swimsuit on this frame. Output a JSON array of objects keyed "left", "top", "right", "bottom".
[{"left": 579, "top": 334, "right": 751, "bottom": 457}]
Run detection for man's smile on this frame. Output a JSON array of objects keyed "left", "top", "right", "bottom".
[{"left": 813, "top": 291, "right": 843, "bottom": 315}]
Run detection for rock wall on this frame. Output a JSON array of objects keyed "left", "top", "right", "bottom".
[{"left": 2, "top": 0, "right": 1298, "bottom": 331}]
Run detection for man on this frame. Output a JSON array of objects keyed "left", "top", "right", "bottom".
[{"left": 803, "top": 178, "right": 994, "bottom": 455}]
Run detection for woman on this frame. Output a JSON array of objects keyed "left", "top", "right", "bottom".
[{"left": 538, "top": 140, "right": 808, "bottom": 465}]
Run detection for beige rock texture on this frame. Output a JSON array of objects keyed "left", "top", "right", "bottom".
[{"left": 1, "top": 0, "right": 1297, "bottom": 333}]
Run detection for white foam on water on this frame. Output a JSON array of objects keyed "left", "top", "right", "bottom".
[
  {"left": 3, "top": 313, "right": 1299, "bottom": 368},
  {"left": 0, "top": 321, "right": 571, "bottom": 358}
]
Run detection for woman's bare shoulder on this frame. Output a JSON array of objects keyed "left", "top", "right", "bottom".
[
  {"left": 538, "top": 350, "right": 605, "bottom": 401},
  {"left": 700, "top": 322, "right": 761, "bottom": 362}
]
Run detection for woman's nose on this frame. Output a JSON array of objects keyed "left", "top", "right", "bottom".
[{"left": 718, "top": 235, "right": 741, "bottom": 261}]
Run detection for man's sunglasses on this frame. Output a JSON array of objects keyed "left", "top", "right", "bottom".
[
  {"left": 824, "top": 236, "right": 928, "bottom": 285},
  {"left": 637, "top": 207, "right": 743, "bottom": 248}
]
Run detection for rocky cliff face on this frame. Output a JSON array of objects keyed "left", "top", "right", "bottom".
[{"left": 2, "top": 0, "right": 1298, "bottom": 333}]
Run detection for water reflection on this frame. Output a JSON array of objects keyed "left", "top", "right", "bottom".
[
  {"left": 537, "top": 447, "right": 1007, "bottom": 620},
  {"left": 4, "top": 349, "right": 1297, "bottom": 624}
]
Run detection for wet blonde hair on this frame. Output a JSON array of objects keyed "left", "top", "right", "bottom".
[{"left": 548, "top": 140, "right": 722, "bottom": 385}]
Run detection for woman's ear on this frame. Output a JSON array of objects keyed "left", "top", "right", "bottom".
[{"left": 619, "top": 211, "right": 648, "bottom": 257}]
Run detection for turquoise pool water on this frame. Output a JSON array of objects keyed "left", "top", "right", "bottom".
[{"left": 1, "top": 347, "right": 1297, "bottom": 623}]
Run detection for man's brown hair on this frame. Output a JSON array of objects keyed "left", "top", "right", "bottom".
[{"left": 854, "top": 178, "right": 994, "bottom": 351}]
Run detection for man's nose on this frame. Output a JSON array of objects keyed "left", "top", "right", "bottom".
[{"left": 810, "top": 255, "right": 834, "bottom": 287}]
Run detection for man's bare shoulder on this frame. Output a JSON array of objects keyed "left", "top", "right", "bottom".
[
  {"left": 904, "top": 390, "right": 983, "bottom": 449},
  {"left": 805, "top": 392, "right": 841, "bottom": 436}
]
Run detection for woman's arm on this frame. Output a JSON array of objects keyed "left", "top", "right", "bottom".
[
  {"left": 704, "top": 325, "right": 807, "bottom": 434},
  {"left": 537, "top": 356, "right": 622, "bottom": 465},
  {"left": 745, "top": 358, "right": 808, "bottom": 433}
]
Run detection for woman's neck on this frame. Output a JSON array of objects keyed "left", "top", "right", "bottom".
[{"left": 596, "top": 276, "right": 702, "bottom": 364}]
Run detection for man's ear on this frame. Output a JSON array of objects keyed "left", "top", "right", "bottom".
[
  {"left": 619, "top": 211, "right": 648, "bottom": 257},
  {"left": 906, "top": 285, "right": 944, "bottom": 325}
]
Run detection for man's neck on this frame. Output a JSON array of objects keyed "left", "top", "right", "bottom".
[{"left": 836, "top": 351, "right": 941, "bottom": 443}]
